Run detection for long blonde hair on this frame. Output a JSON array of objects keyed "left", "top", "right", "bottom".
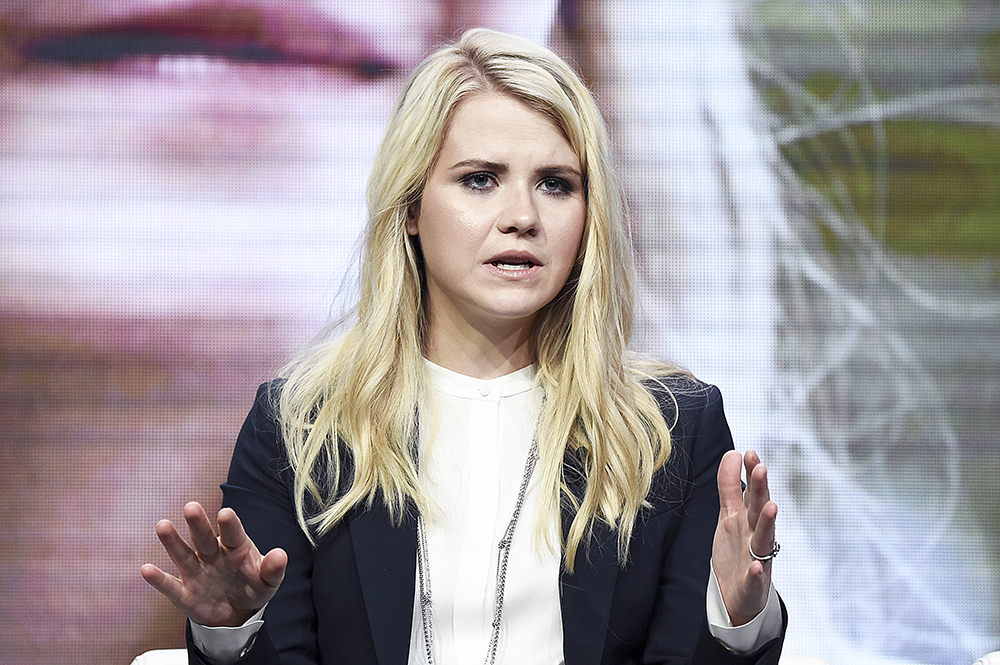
[{"left": 278, "top": 28, "right": 678, "bottom": 569}]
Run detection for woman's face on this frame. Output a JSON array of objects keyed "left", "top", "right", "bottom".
[{"left": 406, "top": 92, "right": 586, "bottom": 339}]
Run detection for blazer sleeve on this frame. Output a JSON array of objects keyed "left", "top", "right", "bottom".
[
  {"left": 645, "top": 383, "right": 785, "bottom": 665},
  {"left": 186, "top": 382, "right": 319, "bottom": 665},
  {"left": 572, "top": 381, "right": 786, "bottom": 665}
]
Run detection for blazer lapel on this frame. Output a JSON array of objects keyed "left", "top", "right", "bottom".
[
  {"left": 343, "top": 453, "right": 623, "bottom": 665},
  {"left": 349, "top": 501, "right": 417, "bottom": 665},
  {"left": 559, "top": 451, "right": 621, "bottom": 665}
]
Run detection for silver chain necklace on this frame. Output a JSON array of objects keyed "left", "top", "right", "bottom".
[{"left": 415, "top": 412, "right": 541, "bottom": 665}]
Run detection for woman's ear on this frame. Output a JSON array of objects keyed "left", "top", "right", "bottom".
[{"left": 405, "top": 201, "right": 420, "bottom": 236}]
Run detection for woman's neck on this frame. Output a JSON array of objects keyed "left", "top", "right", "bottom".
[{"left": 423, "top": 315, "right": 535, "bottom": 380}]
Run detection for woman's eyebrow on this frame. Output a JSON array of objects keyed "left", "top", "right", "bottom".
[
  {"left": 3, "top": 0, "right": 399, "bottom": 75},
  {"left": 448, "top": 161, "right": 582, "bottom": 181},
  {"left": 449, "top": 159, "right": 508, "bottom": 172},
  {"left": 536, "top": 165, "right": 583, "bottom": 180}
]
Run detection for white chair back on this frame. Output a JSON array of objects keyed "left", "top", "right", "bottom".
[
  {"left": 129, "top": 648, "right": 186, "bottom": 665},
  {"left": 780, "top": 656, "right": 830, "bottom": 665},
  {"left": 130, "top": 648, "right": 833, "bottom": 665}
]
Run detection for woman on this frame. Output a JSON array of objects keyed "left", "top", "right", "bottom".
[{"left": 141, "top": 29, "right": 785, "bottom": 664}]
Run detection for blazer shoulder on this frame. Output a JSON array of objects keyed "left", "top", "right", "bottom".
[
  {"left": 643, "top": 374, "right": 725, "bottom": 430},
  {"left": 643, "top": 376, "right": 733, "bottom": 512},
  {"left": 226, "top": 379, "right": 292, "bottom": 493}
]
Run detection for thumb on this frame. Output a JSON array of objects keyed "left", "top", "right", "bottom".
[{"left": 260, "top": 548, "right": 287, "bottom": 589}]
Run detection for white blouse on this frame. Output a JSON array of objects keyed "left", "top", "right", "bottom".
[
  {"left": 407, "top": 361, "right": 561, "bottom": 665},
  {"left": 191, "top": 362, "right": 782, "bottom": 663}
]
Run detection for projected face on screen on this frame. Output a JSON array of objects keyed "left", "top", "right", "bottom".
[
  {"left": 0, "top": 2, "right": 559, "bottom": 663},
  {"left": 1, "top": 0, "right": 557, "bottom": 319}
]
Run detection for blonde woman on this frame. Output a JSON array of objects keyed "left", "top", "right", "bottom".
[{"left": 142, "top": 29, "right": 786, "bottom": 665}]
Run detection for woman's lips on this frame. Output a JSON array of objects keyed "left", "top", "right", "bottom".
[
  {"left": 485, "top": 252, "right": 543, "bottom": 277},
  {"left": 7, "top": 0, "right": 400, "bottom": 76},
  {"left": 486, "top": 262, "right": 542, "bottom": 278}
]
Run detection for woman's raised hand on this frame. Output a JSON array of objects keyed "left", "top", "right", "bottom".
[
  {"left": 712, "top": 449, "right": 778, "bottom": 627},
  {"left": 140, "top": 502, "right": 287, "bottom": 627}
]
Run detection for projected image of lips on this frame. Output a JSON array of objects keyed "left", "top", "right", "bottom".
[
  {"left": 0, "top": 3, "right": 560, "bottom": 664},
  {"left": 16, "top": 1, "right": 398, "bottom": 74}
]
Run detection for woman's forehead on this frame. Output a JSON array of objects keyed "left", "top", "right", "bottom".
[{"left": 436, "top": 91, "right": 583, "bottom": 165}]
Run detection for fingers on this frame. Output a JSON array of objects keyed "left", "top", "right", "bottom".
[
  {"left": 184, "top": 502, "right": 220, "bottom": 558},
  {"left": 749, "top": 499, "right": 778, "bottom": 573},
  {"left": 155, "top": 518, "right": 202, "bottom": 575},
  {"left": 140, "top": 562, "right": 167, "bottom": 587},
  {"left": 140, "top": 562, "right": 185, "bottom": 601},
  {"left": 216, "top": 507, "right": 250, "bottom": 551},
  {"left": 145, "top": 504, "right": 282, "bottom": 627},
  {"left": 745, "top": 456, "right": 770, "bottom": 530},
  {"left": 713, "top": 449, "right": 779, "bottom": 626},
  {"left": 153, "top": 504, "right": 231, "bottom": 580},
  {"left": 744, "top": 450, "right": 777, "bottom": 568},
  {"left": 743, "top": 449, "right": 761, "bottom": 479},
  {"left": 717, "top": 450, "right": 745, "bottom": 515},
  {"left": 718, "top": 448, "right": 778, "bottom": 563},
  {"left": 218, "top": 508, "right": 285, "bottom": 589},
  {"left": 153, "top": 504, "right": 257, "bottom": 571}
]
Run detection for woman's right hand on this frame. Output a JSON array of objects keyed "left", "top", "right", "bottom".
[{"left": 141, "top": 502, "right": 287, "bottom": 627}]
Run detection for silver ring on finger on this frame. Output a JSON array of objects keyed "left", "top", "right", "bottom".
[{"left": 749, "top": 541, "right": 779, "bottom": 562}]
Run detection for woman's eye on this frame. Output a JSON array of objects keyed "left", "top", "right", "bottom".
[
  {"left": 462, "top": 172, "right": 496, "bottom": 190},
  {"left": 539, "top": 177, "right": 571, "bottom": 194}
]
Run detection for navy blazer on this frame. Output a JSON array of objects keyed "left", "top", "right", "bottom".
[{"left": 188, "top": 379, "right": 785, "bottom": 665}]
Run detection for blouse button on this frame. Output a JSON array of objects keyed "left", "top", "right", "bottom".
[{"left": 478, "top": 383, "right": 492, "bottom": 397}]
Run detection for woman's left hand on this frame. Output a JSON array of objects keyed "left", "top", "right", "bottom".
[{"left": 712, "top": 449, "right": 778, "bottom": 626}]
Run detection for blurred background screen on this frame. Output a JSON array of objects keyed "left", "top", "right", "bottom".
[{"left": 1, "top": 1, "right": 998, "bottom": 664}]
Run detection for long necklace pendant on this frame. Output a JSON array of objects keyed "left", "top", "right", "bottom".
[{"left": 416, "top": 396, "right": 544, "bottom": 665}]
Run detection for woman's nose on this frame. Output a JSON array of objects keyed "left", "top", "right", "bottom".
[{"left": 497, "top": 184, "right": 539, "bottom": 235}]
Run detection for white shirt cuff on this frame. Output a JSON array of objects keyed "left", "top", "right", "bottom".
[
  {"left": 189, "top": 606, "right": 266, "bottom": 665},
  {"left": 706, "top": 559, "right": 783, "bottom": 654}
]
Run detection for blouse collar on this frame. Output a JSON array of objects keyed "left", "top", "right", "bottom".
[{"left": 424, "top": 358, "right": 536, "bottom": 399}]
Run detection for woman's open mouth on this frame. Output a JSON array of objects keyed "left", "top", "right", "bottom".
[{"left": 492, "top": 260, "right": 535, "bottom": 271}]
